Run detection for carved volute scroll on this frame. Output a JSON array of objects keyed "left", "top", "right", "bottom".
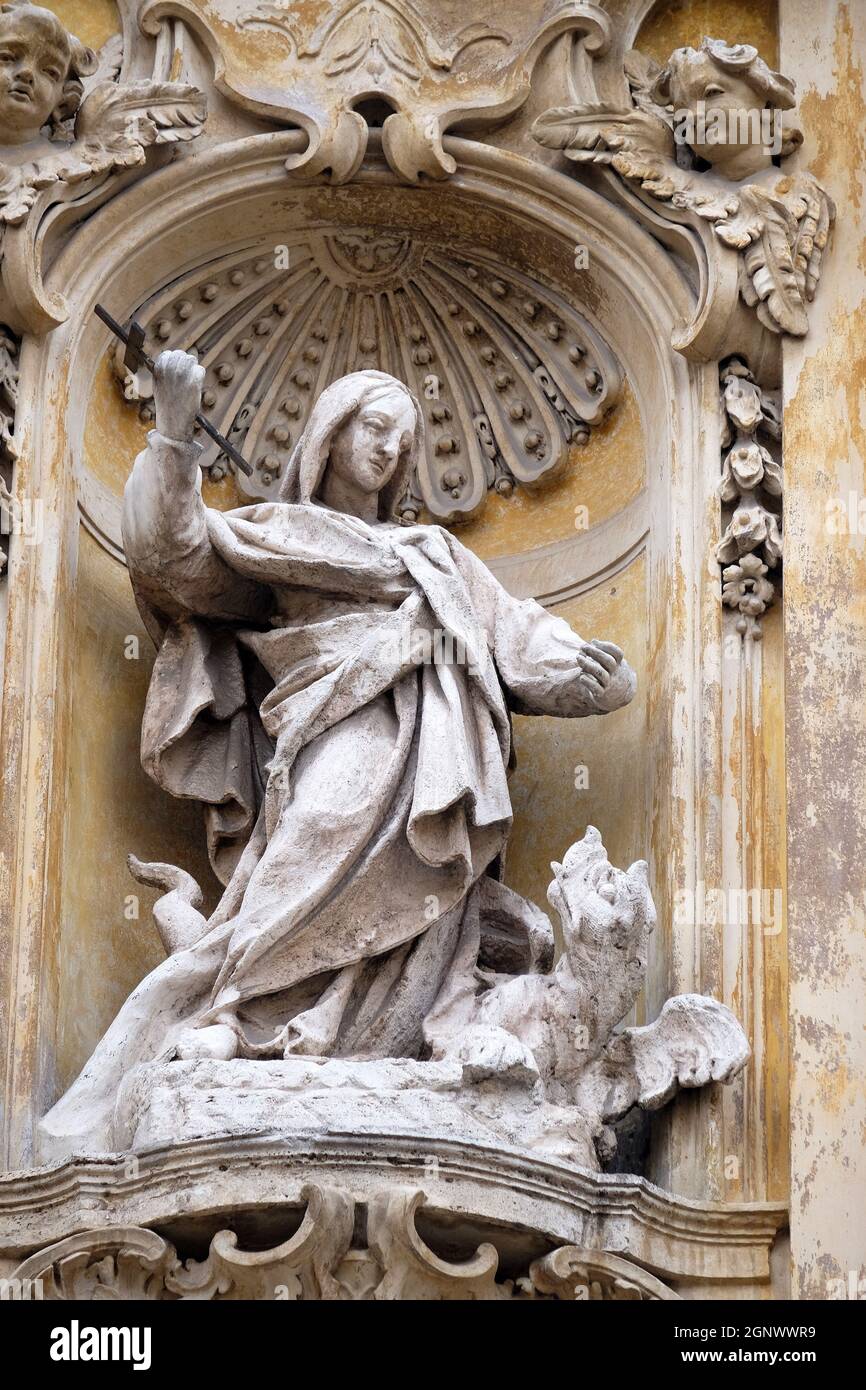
[
  {"left": 111, "top": 231, "right": 622, "bottom": 521},
  {"left": 10, "top": 1184, "right": 681, "bottom": 1300},
  {"left": 139, "top": 0, "right": 611, "bottom": 183}
]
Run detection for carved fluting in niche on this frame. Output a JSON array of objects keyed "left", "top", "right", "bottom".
[
  {"left": 139, "top": 0, "right": 611, "bottom": 183},
  {"left": 112, "top": 234, "right": 622, "bottom": 520},
  {"left": 532, "top": 37, "right": 835, "bottom": 361},
  {"left": 0, "top": 3, "right": 206, "bottom": 335},
  {"left": 9, "top": 1184, "right": 680, "bottom": 1301},
  {"left": 717, "top": 358, "right": 782, "bottom": 637}
]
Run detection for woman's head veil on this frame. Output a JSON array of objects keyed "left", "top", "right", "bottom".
[{"left": 277, "top": 370, "right": 423, "bottom": 520}]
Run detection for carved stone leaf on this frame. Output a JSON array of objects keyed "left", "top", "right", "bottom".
[
  {"left": 720, "top": 187, "right": 809, "bottom": 336},
  {"left": 87, "top": 33, "right": 124, "bottom": 91},
  {"left": 0, "top": 161, "right": 62, "bottom": 225},
  {"left": 532, "top": 104, "right": 676, "bottom": 168},
  {"left": 76, "top": 81, "right": 208, "bottom": 158},
  {"left": 790, "top": 176, "right": 836, "bottom": 303}
]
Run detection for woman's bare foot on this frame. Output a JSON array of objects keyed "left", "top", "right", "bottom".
[{"left": 175, "top": 1023, "right": 238, "bottom": 1061}]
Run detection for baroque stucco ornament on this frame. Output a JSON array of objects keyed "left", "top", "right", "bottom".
[
  {"left": 533, "top": 36, "right": 835, "bottom": 366},
  {"left": 111, "top": 233, "right": 621, "bottom": 519},
  {"left": 9, "top": 1185, "right": 681, "bottom": 1300},
  {"left": 39, "top": 360, "right": 749, "bottom": 1172},
  {"left": 139, "top": 0, "right": 610, "bottom": 182},
  {"left": 0, "top": 2, "right": 206, "bottom": 335},
  {"left": 717, "top": 357, "right": 782, "bottom": 636}
]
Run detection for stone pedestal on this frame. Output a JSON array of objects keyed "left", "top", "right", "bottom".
[
  {"left": 0, "top": 1132, "right": 785, "bottom": 1301},
  {"left": 111, "top": 1058, "right": 599, "bottom": 1164}
]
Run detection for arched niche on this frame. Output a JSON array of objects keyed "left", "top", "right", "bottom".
[{"left": 3, "top": 131, "right": 720, "bottom": 1188}]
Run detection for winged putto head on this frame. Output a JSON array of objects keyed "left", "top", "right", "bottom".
[
  {"left": 649, "top": 37, "right": 801, "bottom": 167},
  {"left": 0, "top": 1, "right": 96, "bottom": 145},
  {"left": 650, "top": 37, "right": 796, "bottom": 113}
]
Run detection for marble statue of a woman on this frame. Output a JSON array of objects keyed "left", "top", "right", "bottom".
[{"left": 40, "top": 350, "right": 642, "bottom": 1157}]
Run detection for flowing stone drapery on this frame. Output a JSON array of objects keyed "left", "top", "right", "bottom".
[{"left": 39, "top": 370, "right": 635, "bottom": 1159}]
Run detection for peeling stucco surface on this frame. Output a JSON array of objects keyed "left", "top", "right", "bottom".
[{"left": 781, "top": 0, "right": 866, "bottom": 1300}]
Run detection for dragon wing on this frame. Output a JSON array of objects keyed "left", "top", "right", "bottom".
[{"left": 596, "top": 993, "right": 751, "bottom": 1122}]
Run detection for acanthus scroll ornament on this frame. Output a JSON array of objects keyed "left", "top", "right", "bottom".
[{"left": 139, "top": 0, "right": 611, "bottom": 184}]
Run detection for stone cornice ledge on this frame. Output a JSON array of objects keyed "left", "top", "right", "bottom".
[{"left": 0, "top": 1133, "right": 786, "bottom": 1285}]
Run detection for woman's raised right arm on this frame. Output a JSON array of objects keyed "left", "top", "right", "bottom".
[{"left": 121, "top": 352, "right": 267, "bottom": 623}]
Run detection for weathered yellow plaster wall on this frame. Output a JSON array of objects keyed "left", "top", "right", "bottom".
[
  {"left": 638, "top": 0, "right": 778, "bottom": 68},
  {"left": 506, "top": 554, "right": 648, "bottom": 945},
  {"left": 55, "top": 529, "right": 221, "bottom": 1098},
  {"left": 44, "top": 0, "right": 119, "bottom": 50},
  {"left": 757, "top": 608, "right": 790, "bottom": 1206},
  {"left": 780, "top": 0, "right": 866, "bottom": 1300}
]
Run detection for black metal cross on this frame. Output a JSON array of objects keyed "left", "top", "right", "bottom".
[{"left": 94, "top": 303, "right": 253, "bottom": 476}]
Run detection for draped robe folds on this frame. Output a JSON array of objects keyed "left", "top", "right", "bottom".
[{"left": 39, "top": 421, "right": 636, "bottom": 1159}]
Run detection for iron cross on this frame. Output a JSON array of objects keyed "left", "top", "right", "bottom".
[{"left": 94, "top": 303, "right": 253, "bottom": 476}]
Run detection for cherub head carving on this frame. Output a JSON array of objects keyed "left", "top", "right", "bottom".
[
  {"left": 0, "top": 1, "right": 97, "bottom": 146},
  {"left": 650, "top": 37, "right": 799, "bottom": 174}
]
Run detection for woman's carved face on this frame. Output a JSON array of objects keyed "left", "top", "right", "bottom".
[
  {"left": 327, "top": 388, "right": 416, "bottom": 495},
  {"left": 0, "top": 13, "right": 71, "bottom": 144}
]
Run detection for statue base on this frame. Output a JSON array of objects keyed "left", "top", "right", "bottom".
[
  {"left": 0, "top": 1093, "right": 787, "bottom": 1299},
  {"left": 113, "top": 1056, "right": 600, "bottom": 1168}
]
